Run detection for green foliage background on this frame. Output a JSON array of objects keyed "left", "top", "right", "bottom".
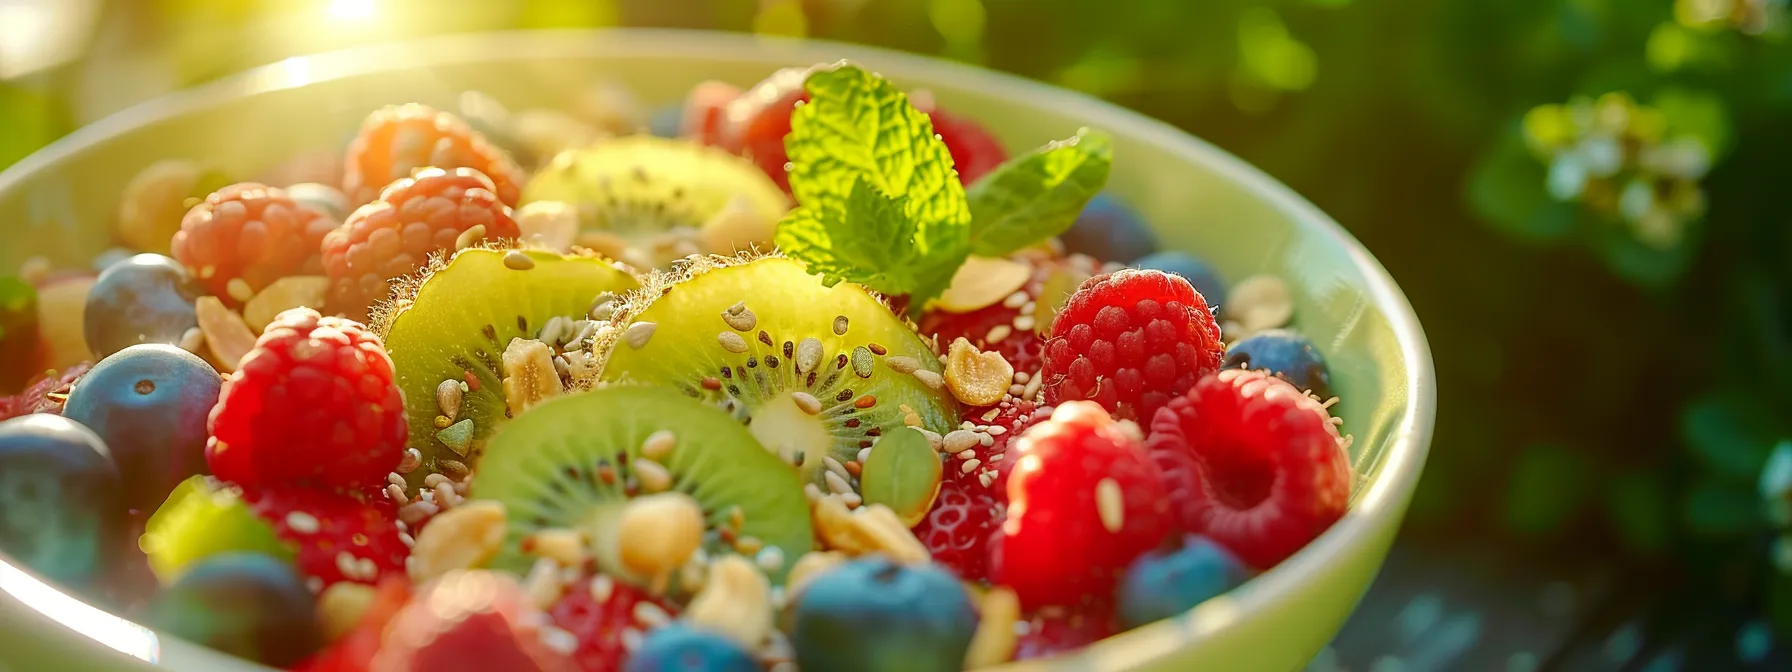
[{"left": 5, "top": 0, "right": 1792, "bottom": 628}]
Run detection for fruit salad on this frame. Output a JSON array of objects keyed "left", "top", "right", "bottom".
[{"left": 0, "top": 62, "right": 1353, "bottom": 672}]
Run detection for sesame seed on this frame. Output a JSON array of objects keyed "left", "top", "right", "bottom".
[
  {"left": 424, "top": 473, "right": 449, "bottom": 488},
  {"left": 824, "top": 470, "right": 852, "bottom": 495},
  {"left": 1003, "top": 291, "right": 1029, "bottom": 309},
  {"left": 622, "top": 322, "right": 657, "bottom": 349},
  {"left": 1096, "top": 477, "right": 1125, "bottom": 533},
  {"left": 955, "top": 449, "right": 976, "bottom": 460},
  {"left": 944, "top": 430, "right": 980, "bottom": 453},
  {"left": 884, "top": 355, "right": 921, "bottom": 373},
  {"left": 633, "top": 602, "right": 672, "bottom": 628},
  {"left": 285, "top": 511, "right": 320, "bottom": 534},
  {"left": 796, "top": 337, "right": 824, "bottom": 373},
  {"left": 634, "top": 458, "right": 673, "bottom": 493},
  {"left": 334, "top": 552, "right": 357, "bottom": 577},
  {"left": 621, "top": 629, "right": 644, "bottom": 653},
  {"left": 791, "top": 391, "right": 822, "bottom": 415},
  {"left": 1008, "top": 384, "right": 1026, "bottom": 396},
  {"left": 980, "top": 433, "right": 995, "bottom": 447},
  {"left": 540, "top": 626, "right": 578, "bottom": 655},
  {"left": 987, "top": 325, "right": 1013, "bottom": 343},
  {"left": 178, "top": 327, "right": 205, "bottom": 354},
  {"left": 961, "top": 458, "right": 982, "bottom": 474},
  {"left": 642, "top": 430, "right": 676, "bottom": 460},
  {"left": 841, "top": 492, "right": 863, "bottom": 508},
  {"left": 804, "top": 483, "right": 824, "bottom": 501},
  {"left": 823, "top": 456, "right": 849, "bottom": 481},
  {"left": 845, "top": 460, "right": 862, "bottom": 477},
  {"left": 386, "top": 484, "right": 406, "bottom": 502},
  {"left": 979, "top": 472, "right": 995, "bottom": 487},
  {"left": 590, "top": 574, "right": 615, "bottom": 603},
  {"left": 503, "top": 250, "right": 536, "bottom": 270},
  {"left": 988, "top": 425, "right": 1007, "bottom": 436},
  {"left": 225, "top": 278, "right": 254, "bottom": 303},
  {"left": 388, "top": 472, "right": 407, "bottom": 487},
  {"left": 756, "top": 546, "right": 786, "bottom": 573},
  {"left": 1013, "top": 315, "right": 1036, "bottom": 332},
  {"left": 434, "top": 482, "right": 460, "bottom": 507},
  {"left": 717, "top": 331, "right": 749, "bottom": 353},
  {"left": 857, "top": 447, "right": 873, "bottom": 463},
  {"left": 399, "top": 532, "right": 415, "bottom": 548},
  {"left": 918, "top": 429, "right": 943, "bottom": 450},
  {"left": 453, "top": 225, "right": 487, "bottom": 250},
  {"left": 1024, "top": 373, "right": 1044, "bottom": 400},
  {"left": 1021, "top": 301, "right": 1037, "bottom": 315}
]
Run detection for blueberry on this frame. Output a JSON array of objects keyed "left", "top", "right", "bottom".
[
  {"left": 792, "top": 556, "right": 977, "bottom": 672},
  {"left": 0, "top": 414, "right": 124, "bottom": 586},
  {"left": 1222, "top": 329, "right": 1335, "bottom": 401},
  {"left": 63, "top": 344, "right": 221, "bottom": 511},
  {"left": 83, "top": 254, "right": 202, "bottom": 359},
  {"left": 1117, "top": 536, "right": 1251, "bottom": 629},
  {"left": 624, "top": 624, "right": 760, "bottom": 672},
  {"left": 146, "top": 552, "right": 320, "bottom": 666},
  {"left": 1136, "top": 251, "right": 1227, "bottom": 308},
  {"left": 0, "top": 277, "right": 39, "bottom": 390},
  {"left": 648, "top": 103, "right": 684, "bottom": 139},
  {"left": 1061, "top": 192, "right": 1158, "bottom": 264}
]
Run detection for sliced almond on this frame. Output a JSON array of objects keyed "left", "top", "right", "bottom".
[
  {"left": 944, "top": 338, "right": 1014, "bottom": 407},
  {"left": 195, "top": 296, "right": 257, "bottom": 372},
  {"left": 501, "top": 338, "right": 564, "bottom": 417},
  {"left": 932, "top": 256, "right": 1034, "bottom": 313},
  {"left": 407, "top": 500, "right": 508, "bottom": 583},
  {"left": 241, "top": 275, "right": 328, "bottom": 333},
  {"left": 1227, "top": 274, "right": 1294, "bottom": 332},
  {"left": 684, "top": 555, "right": 773, "bottom": 648}
]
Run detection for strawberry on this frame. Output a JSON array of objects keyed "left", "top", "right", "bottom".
[
  {"left": 320, "top": 167, "right": 519, "bottom": 319},
  {"left": 170, "top": 182, "right": 338, "bottom": 306},
  {"left": 1146, "top": 369, "right": 1351, "bottom": 569},
  {"left": 548, "top": 574, "right": 680, "bottom": 672},
  {"left": 913, "top": 483, "right": 1004, "bottom": 583},
  {"left": 1012, "top": 601, "right": 1118, "bottom": 661},
  {"left": 294, "top": 579, "right": 412, "bottom": 672},
  {"left": 249, "top": 487, "right": 409, "bottom": 590},
  {"left": 370, "top": 570, "right": 572, "bottom": 672},
  {"left": 205, "top": 307, "right": 405, "bottom": 493},
  {"left": 992, "top": 402, "right": 1171, "bottom": 608},
  {"left": 1040, "top": 269, "right": 1224, "bottom": 422},
  {"left": 342, "top": 103, "right": 525, "bottom": 207}
]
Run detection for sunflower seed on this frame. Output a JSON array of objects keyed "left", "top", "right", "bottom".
[
  {"left": 623, "top": 322, "right": 657, "bottom": 349},
  {"left": 884, "top": 355, "right": 920, "bottom": 374},
  {"left": 718, "top": 331, "right": 749, "bottom": 353},
  {"left": 795, "top": 337, "right": 824, "bottom": 373}
]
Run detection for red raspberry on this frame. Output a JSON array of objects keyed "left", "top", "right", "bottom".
[
  {"left": 248, "top": 486, "right": 410, "bottom": 590},
  {"left": 1040, "top": 269, "right": 1223, "bottom": 422},
  {"left": 342, "top": 103, "right": 525, "bottom": 207},
  {"left": 721, "top": 69, "right": 1009, "bottom": 192},
  {"left": 914, "top": 483, "right": 1004, "bottom": 582},
  {"left": 682, "top": 80, "right": 742, "bottom": 146},
  {"left": 992, "top": 402, "right": 1171, "bottom": 609},
  {"left": 549, "top": 574, "right": 679, "bottom": 672},
  {"left": 0, "top": 363, "right": 88, "bottom": 421},
  {"left": 1146, "top": 369, "right": 1351, "bottom": 569},
  {"left": 206, "top": 307, "right": 406, "bottom": 492},
  {"left": 373, "top": 570, "right": 572, "bottom": 672},
  {"left": 170, "top": 183, "right": 339, "bottom": 305},
  {"left": 320, "top": 167, "right": 519, "bottom": 319},
  {"left": 920, "top": 252, "right": 1105, "bottom": 380},
  {"left": 1013, "top": 602, "right": 1118, "bottom": 661},
  {"left": 950, "top": 399, "right": 1052, "bottom": 493},
  {"left": 294, "top": 579, "right": 412, "bottom": 672}
]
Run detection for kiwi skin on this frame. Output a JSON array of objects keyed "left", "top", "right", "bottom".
[
  {"left": 582, "top": 251, "right": 960, "bottom": 493},
  {"left": 469, "top": 385, "right": 815, "bottom": 586},
  {"left": 372, "top": 243, "right": 639, "bottom": 491}
]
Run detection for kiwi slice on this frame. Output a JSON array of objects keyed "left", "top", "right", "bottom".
[
  {"left": 376, "top": 247, "right": 638, "bottom": 489},
  {"left": 595, "top": 255, "right": 958, "bottom": 496},
  {"left": 519, "top": 136, "right": 789, "bottom": 265},
  {"left": 471, "top": 386, "right": 813, "bottom": 583},
  {"left": 140, "top": 476, "right": 294, "bottom": 584}
]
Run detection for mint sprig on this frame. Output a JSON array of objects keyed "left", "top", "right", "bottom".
[
  {"left": 966, "top": 128, "right": 1113, "bottom": 257},
  {"left": 774, "top": 62, "right": 1113, "bottom": 312}
]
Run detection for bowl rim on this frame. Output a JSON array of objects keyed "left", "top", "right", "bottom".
[{"left": 0, "top": 27, "right": 1436, "bottom": 670}]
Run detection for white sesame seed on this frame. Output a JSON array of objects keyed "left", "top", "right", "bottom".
[
  {"left": 989, "top": 453, "right": 1004, "bottom": 462},
  {"left": 804, "top": 483, "right": 824, "bottom": 501},
  {"left": 980, "top": 433, "right": 995, "bottom": 447},
  {"left": 1014, "top": 315, "right": 1037, "bottom": 332},
  {"left": 285, "top": 511, "right": 320, "bottom": 534},
  {"left": 634, "top": 458, "right": 673, "bottom": 493},
  {"left": 918, "top": 429, "right": 944, "bottom": 450},
  {"left": 796, "top": 337, "right": 824, "bottom": 373},
  {"left": 641, "top": 430, "right": 677, "bottom": 460},
  {"left": 841, "top": 492, "right": 863, "bottom": 508},
  {"left": 884, "top": 356, "right": 921, "bottom": 374},
  {"left": 717, "top": 331, "right": 749, "bottom": 353},
  {"left": 944, "top": 430, "right": 980, "bottom": 453},
  {"left": 857, "top": 447, "right": 873, "bottom": 464},
  {"left": 979, "top": 472, "right": 995, "bottom": 488},
  {"left": 1021, "top": 301, "right": 1036, "bottom": 315},
  {"left": 540, "top": 626, "right": 578, "bottom": 655},
  {"left": 824, "top": 470, "right": 852, "bottom": 495},
  {"left": 589, "top": 574, "right": 615, "bottom": 603},
  {"left": 756, "top": 546, "right": 786, "bottom": 573},
  {"left": 912, "top": 369, "right": 944, "bottom": 390},
  {"left": 385, "top": 484, "right": 406, "bottom": 503},
  {"left": 988, "top": 425, "right": 1007, "bottom": 436},
  {"left": 334, "top": 552, "right": 357, "bottom": 577},
  {"left": 790, "top": 391, "right": 822, "bottom": 415},
  {"left": 1009, "top": 384, "right": 1026, "bottom": 397},
  {"left": 823, "top": 456, "right": 850, "bottom": 481},
  {"left": 434, "top": 482, "right": 460, "bottom": 507},
  {"left": 399, "top": 532, "right": 415, "bottom": 548},
  {"left": 388, "top": 473, "right": 406, "bottom": 487},
  {"left": 621, "top": 629, "right": 644, "bottom": 652},
  {"left": 986, "top": 325, "right": 1013, "bottom": 343},
  {"left": 225, "top": 278, "right": 254, "bottom": 303},
  {"left": 961, "top": 458, "right": 982, "bottom": 474},
  {"left": 1024, "top": 373, "right": 1044, "bottom": 400},
  {"left": 633, "top": 601, "right": 672, "bottom": 628},
  {"left": 423, "top": 473, "right": 449, "bottom": 488},
  {"left": 623, "top": 321, "right": 657, "bottom": 349},
  {"left": 956, "top": 449, "right": 976, "bottom": 460},
  {"left": 1096, "top": 478, "right": 1125, "bottom": 533},
  {"left": 1003, "top": 291, "right": 1029, "bottom": 309},
  {"left": 1014, "top": 371, "right": 1031, "bottom": 384}
]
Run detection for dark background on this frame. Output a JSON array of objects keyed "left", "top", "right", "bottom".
[{"left": 4, "top": 0, "right": 1791, "bottom": 668}]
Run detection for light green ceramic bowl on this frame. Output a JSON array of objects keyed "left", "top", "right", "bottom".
[{"left": 0, "top": 29, "right": 1434, "bottom": 672}]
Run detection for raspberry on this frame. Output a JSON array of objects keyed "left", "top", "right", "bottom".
[
  {"left": 206, "top": 307, "right": 405, "bottom": 492},
  {"left": 0, "top": 363, "right": 87, "bottom": 421},
  {"left": 681, "top": 80, "right": 742, "bottom": 147},
  {"left": 992, "top": 402, "right": 1171, "bottom": 608},
  {"left": 1012, "top": 601, "right": 1118, "bottom": 661},
  {"left": 320, "top": 167, "right": 519, "bottom": 319},
  {"left": 372, "top": 570, "right": 571, "bottom": 672},
  {"left": 721, "top": 69, "right": 1010, "bottom": 192},
  {"left": 913, "top": 483, "right": 1003, "bottom": 582},
  {"left": 1041, "top": 269, "right": 1224, "bottom": 422},
  {"left": 249, "top": 487, "right": 410, "bottom": 590},
  {"left": 342, "top": 103, "right": 525, "bottom": 207},
  {"left": 548, "top": 574, "right": 679, "bottom": 672},
  {"left": 950, "top": 399, "right": 1052, "bottom": 493},
  {"left": 919, "top": 252, "right": 1104, "bottom": 380},
  {"left": 294, "top": 579, "right": 411, "bottom": 672},
  {"left": 170, "top": 183, "right": 338, "bottom": 305},
  {"left": 1146, "top": 369, "right": 1351, "bottom": 569}
]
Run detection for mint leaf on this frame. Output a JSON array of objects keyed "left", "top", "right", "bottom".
[
  {"left": 776, "top": 63, "right": 971, "bottom": 309},
  {"left": 967, "top": 128, "right": 1113, "bottom": 256}
]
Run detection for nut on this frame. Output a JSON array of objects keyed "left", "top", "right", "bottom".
[
  {"left": 316, "top": 582, "right": 377, "bottom": 643},
  {"left": 501, "top": 337, "right": 564, "bottom": 417},
  {"left": 241, "top": 275, "right": 328, "bottom": 333},
  {"left": 684, "top": 555, "right": 774, "bottom": 648},
  {"left": 195, "top": 296, "right": 257, "bottom": 372},
  {"left": 812, "top": 496, "right": 929, "bottom": 563},
  {"left": 944, "top": 338, "right": 1014, "bottom": 407},
  {"left": 617, "top": 492, "right": 706, "bottom": 582},
  {"left": 514, "top": 201, "right": 579, "bottom": 252},
  {"left": 524, "top": 528, "right": 590, "bottom": 567},
  {"left": 1227, "top": 274, "right": 1294, "bottom": 332},
  {"left": 933, "top": 255, "right": 1034, "bottom": 313},
  {"left": 784, "top": 550, "right": 848, "bottom": 599},
  {"left": 117, "top": 159, "right": 207, "bottom": 254},
  {"left": 964, "top": 586, "right": 1021, "bottom": 668},
  {"left": 408, "top": 500, "right": 508, "bottom": 583}
]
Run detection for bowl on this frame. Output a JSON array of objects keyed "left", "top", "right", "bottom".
[{"left": 0, "top": 28, "right": 1435, "bottom": 672}]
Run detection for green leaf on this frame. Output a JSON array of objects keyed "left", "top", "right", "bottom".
[
  {"left": 966, "top": 128, "right": 1113, "bottom": 256},
  {"left": 1465, "top": 130, "right": 1578, "bottom": 244},
  {"left": 777, "top": 62, "right": 972, "bottom": 310},
  {"left": 1682, "top": 477, "right": 1760, "bottom": 537}
]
